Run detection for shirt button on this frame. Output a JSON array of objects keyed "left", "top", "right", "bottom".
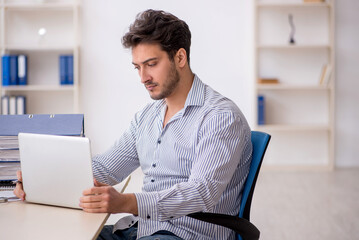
[
  {"left": 152, "top": 163, "right": 156, "bottom": 168},
  {"left": 147, "top": 215, "right": 151, "bottom": 219},
  {"left": 151, "top": 179, "right": 155, "bottom": 182},
  {"left": 157, "top": 139, "right": 161, "bottom": 144}
]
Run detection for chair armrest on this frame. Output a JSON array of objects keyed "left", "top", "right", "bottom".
[{"left": 187, "top": 212, "right": 260, "bottom": 240}]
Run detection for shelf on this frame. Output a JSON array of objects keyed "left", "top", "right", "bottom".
[
  {"left": 1, "top": 85, "right": 76, "bottom": 92},
  {"left": 4, "top": 45, "right": 77, "bottom": 52},
  {"left": 257, "top": 2, "right": 332, "bottom": 8},
  {"left": 255, "top": 124, "right": 330, "bottom": 131},
  {"left": 257, "top": 84, "right": 330, "bottom": 90},
  {"left": 3, "top": 2, "right": 78, "bottom": 11},
  {"left": 258, "top": 44, "right": 331, "bottom": 49}
]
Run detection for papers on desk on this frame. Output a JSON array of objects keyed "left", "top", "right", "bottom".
[
  {"left": 0, "top": 136, "right": 20, "bottom": 182},
  {"left": 0, "top": 190, "right": 20, "bottom": 202}
]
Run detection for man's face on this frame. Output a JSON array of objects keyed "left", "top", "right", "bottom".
[{"left": 132, "top": 43, "right": 180, "bottom": 100}]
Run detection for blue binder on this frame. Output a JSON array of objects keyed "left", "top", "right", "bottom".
[
  {"left": 0, "top": 114, "right": 84, "bottom": 136},
  {"left": 67, "top": 55, "right": 74, "bottom": 85},
  {"left": 59, "top": 55, "right": 67, "bottom": 85},
  {"left": 257, "top": 95, "right": 265, "bottom": 125},
  {"left": 9, "top": 55, "right": 19, "bottom": 85},
  {"left": 2, "top": 55, "right": 11, "bottom": 86},
  {"left": 18, "top": 55, "right": 28, "bottom": 85}
]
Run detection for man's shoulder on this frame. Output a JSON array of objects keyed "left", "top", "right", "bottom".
[{"left": 202, "top": 84, "right": 241, "bottom": 116}]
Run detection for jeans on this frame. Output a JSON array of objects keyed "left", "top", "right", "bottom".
[{"left": 97, "top": 224, "right": 183, "bottom": 240}]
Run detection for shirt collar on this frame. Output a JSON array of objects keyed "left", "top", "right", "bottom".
[
  {"left": 154, "top": 74, "right": 205, "bottom": 111},
  {"left": 184, "top": 74, "right": 205, "bottom": 108}
]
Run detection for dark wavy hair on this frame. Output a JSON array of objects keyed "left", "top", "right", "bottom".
[{"left": 122, "top": 9, "right": 191, "bottom": 63}]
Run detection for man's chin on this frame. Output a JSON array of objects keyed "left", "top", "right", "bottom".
[{"left": 149, "top": 93, "right": 163, "bottom": 100}]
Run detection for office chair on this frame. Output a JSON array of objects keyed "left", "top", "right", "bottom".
[{"left": 188, "top": 131, "right": 271, "bottom": 240}]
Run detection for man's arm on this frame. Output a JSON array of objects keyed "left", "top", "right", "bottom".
[
  {"left": 80, "top": 113, "right": 143, "bottom": 213},
  {"left": 80, "top": 179, "right": 138, "bottom": 214}
]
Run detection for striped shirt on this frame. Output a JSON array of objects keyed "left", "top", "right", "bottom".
[{"left": 92, "top": 75, "right": 252, "bottom": 239}]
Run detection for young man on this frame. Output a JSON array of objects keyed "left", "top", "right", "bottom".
[{"left": 15, "top": 9, "right": 252, "bottom": 240}]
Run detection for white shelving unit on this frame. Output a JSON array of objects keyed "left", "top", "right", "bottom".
[
  {"left": 0, "top": 0, "right": 80, "bottom": 114},
  {"left": 254, "top": 0, "right": 335, "bottom": 170}
]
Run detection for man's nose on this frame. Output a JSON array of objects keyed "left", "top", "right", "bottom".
[{"left": 139, "top": 69, "right": 150, "bottom": 84}]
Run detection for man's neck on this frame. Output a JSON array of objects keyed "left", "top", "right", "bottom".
[
  {"left": 165, "top": 71, "right": 194, "bottom": 113},
  {"left": 163, "top": 71, "right": 194, "bottom": 127}
]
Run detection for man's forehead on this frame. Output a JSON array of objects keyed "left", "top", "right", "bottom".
[{"left": 131, "top": 43, "right": 165, "bottom": 64}]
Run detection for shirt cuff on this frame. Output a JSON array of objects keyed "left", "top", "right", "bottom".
[{"left": 135, "top": 191, "right": 159, "bottom": 221}]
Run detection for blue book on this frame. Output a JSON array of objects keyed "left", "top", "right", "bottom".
[
  {"left": 258, "top": 95, "right": 265, "bottom": 125},
  {"left": 18, "top": 55, "right": 28, "bottom": 85},
  {"left": 2, "top": 55, "right": 11, "bottom": 86},
  {"left": 9, "top": 55, "right": 19, "bottom": 85},
  {"left": 67, "top": 55, "right": 74, "bottom": 85},
  {"left": 59, "top": 55, "right": 67, "bottom": 85}
]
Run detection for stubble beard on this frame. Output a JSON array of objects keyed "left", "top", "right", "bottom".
[{"left": 149, "top": 63, "right": 180, "bottom": 100}]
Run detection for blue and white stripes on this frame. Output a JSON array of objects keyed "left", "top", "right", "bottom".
[{"left": 92, "top": 75, "right": 252, "bottom": 240}]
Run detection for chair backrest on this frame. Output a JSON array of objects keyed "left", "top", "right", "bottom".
[{"left": 239, "top": 131, "right": 271, "bottom": 220}]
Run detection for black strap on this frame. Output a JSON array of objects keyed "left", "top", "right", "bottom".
[{"left": 187, "top": 212, "right": 260, "bottom": 240}]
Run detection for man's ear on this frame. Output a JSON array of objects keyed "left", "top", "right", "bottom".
[{"left": 175, "top": 48, "right": 187, "bottom": 68}]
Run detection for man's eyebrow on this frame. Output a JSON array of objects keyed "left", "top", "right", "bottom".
[{"left": 132, "top": 57, "right": 158, "bottom": 65}]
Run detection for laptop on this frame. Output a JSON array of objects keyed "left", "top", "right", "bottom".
[{"left": 18, "top": 133, "right": 94, "bottom": 209}]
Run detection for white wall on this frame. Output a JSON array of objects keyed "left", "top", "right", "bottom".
[
  {"left": 335, "top": 0, "right": 359, "bottom": 167},
  {"left": 80, "top": 0, "right": 254, "bottom": 155},
  {"left": 80, "top": 1, "right": 359, "bottom": 167}
]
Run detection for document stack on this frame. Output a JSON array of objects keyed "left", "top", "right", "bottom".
[
  {"left": 0, "top": 136, "right": 21, "bottom": 190},
  {"left": 0, "top": 114, "right": 84, "bottom": 191}
]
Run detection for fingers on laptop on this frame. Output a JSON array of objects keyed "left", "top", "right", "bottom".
[{"left": 14, "top": 170, "right": 26, "bottom": 201}]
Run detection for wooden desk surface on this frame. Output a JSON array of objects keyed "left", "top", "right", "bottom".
[{"left": 0, "top": 201, "right": 109, "bottom": 240}]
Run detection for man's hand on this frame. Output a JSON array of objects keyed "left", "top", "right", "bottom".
[
  {"left": 13, "top": 170, "right": 26, "bottom": 201},
  {"left": 79, "top": 179, "right": 138, "bottom": 215}
]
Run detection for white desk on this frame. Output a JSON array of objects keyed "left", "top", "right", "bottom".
[{"left": 0, "top": 201, "right": 109, "bottom": 240}]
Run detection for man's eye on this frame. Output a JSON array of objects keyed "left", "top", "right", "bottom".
[{"left": 148, "top": 63, "right": 157, "bottom": 67}]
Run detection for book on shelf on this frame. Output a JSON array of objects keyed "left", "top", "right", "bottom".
[
  {"left": 1, "top": 96, "right": 9, "bottom": 115},
  {"left": 1, "top": 54, "right": 28, "bottom": 86},
  {"left": 258, "top": 95, "right": 265, "bottom": 125},
  {"left": 18, "top": 55, "right": 28, "bottom": 85},
  {"left": 2, "top": 55, "right": 11, "bottom": 86},
  {"left": 9, "top": 96, "right": 17, "bottom": 115},
  {"left": 59, "top": 55, "right": 74, "bottom": 85},
  {"left": 319, "top": 64, "right": 332, "bottom": 86},
  {"left": 258, "top": 78, "right": 279, "bottom": 84},
  {"left": 9, "top": 56, "right": 18, "bottom": 85},
  {"left": 16, "top": 96, "right": 26, "bottom": 115},
  {"left": 0, "top": 95, "right": 26, "bottom": 115}
]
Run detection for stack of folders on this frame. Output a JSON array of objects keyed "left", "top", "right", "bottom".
[
  {"left": 1, "top": 54, "right": 27, "bottom": 86},
  {"left": 0, "top": 136, "right": 20, "bottom": 191},
  {"left": 1, "top": 95, "right": 26, "bottom": 115},
  {"left": 0, "top": 114, "right": 85, "bottom": 191}
]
